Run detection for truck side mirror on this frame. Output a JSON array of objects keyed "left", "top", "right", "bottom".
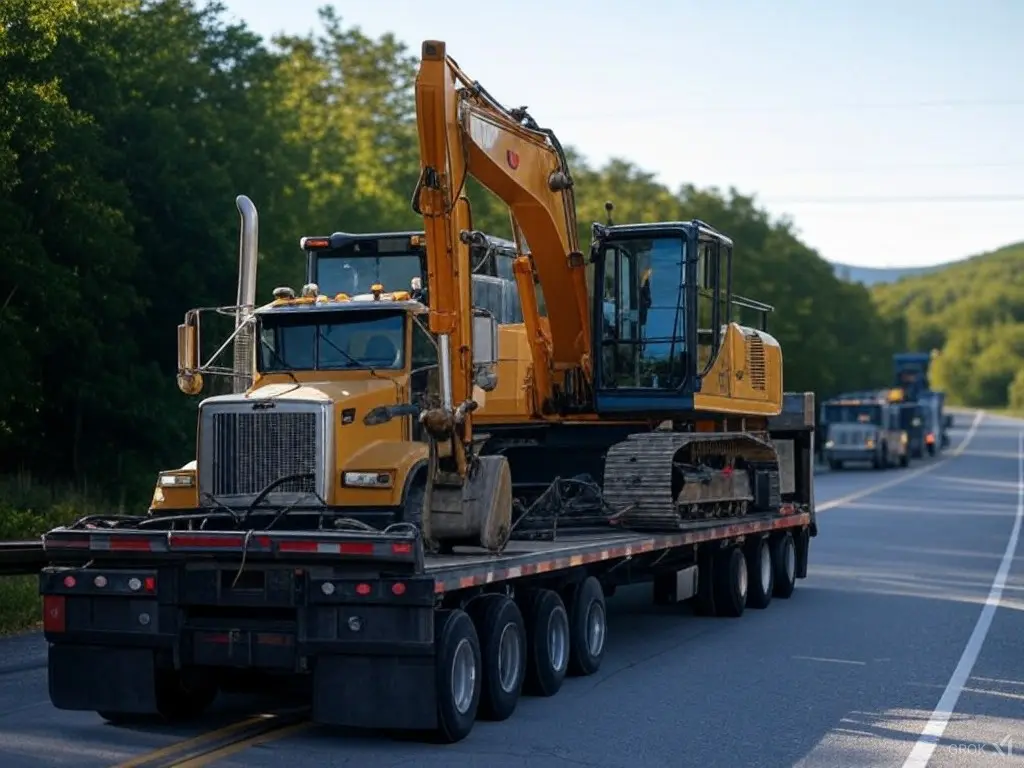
[
  {"left": 944, "top": 414, "right": 953, "bottom": 429},
  {"left": 472, "top": 308, "right": 499, "bottom": 392},
  {"left": 176, "top": 311, "right": 204, "bottom": 395}
]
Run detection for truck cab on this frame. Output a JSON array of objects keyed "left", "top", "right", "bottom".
[
  {"left": 159, "top": 280, "right": 500, "bottom": 531},
  {"left": 821, "top": 394, "right": 908, "bottom": 470}
]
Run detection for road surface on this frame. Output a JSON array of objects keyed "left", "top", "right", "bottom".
[{"left": 1, "top": 409, "right": 1021, "bottom": 767}]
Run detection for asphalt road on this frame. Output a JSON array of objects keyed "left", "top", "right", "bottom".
[{"left": 1, "top": 409, "right": 1021, "bottom": 767}]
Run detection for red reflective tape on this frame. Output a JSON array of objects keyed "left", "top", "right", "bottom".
[
  {"left": 107, "top": 537, "right": 154, "bottom": 552},
  {"left": 43, "top": 596, "right": 65, "bottom": 633},
  {"left": 339, "top": 542, "right": 374, "bottom": 556},
  {"left": 278, "top": 540, "right": 319, "bottom": 553}
]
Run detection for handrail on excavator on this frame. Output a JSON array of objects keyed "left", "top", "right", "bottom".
[{"left": 413, "top": 40, "right": 593, "bottom": 427}]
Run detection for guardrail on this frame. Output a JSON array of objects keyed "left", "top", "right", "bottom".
[{"left": 0, "top": 540, "right": 46, "bottom": 576}]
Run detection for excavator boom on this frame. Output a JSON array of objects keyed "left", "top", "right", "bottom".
[{"left": 414, "top": 40, "right": 592, "bottom": 417}]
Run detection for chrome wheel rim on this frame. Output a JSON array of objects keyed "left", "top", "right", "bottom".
[
  {"left": 451, "top": 637, "right": 476, "bottom": 715},
  {"left": 496, "top": 622, "right": 522, "bottom": 693}
]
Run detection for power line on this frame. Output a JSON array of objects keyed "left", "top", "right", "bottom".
[
  {"left": 745, "top": 160, "right": 1024, "bottom": 174},
  {"left": 760, "top": 194, "right": 1024, "bottom": 206},
  {"left": 543, "top": 98, "right": 1024, "bottom": 120}
]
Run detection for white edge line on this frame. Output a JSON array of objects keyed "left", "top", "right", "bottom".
[
  {"left": 817, "top": 410, "right": 984, "bottom": 513},
  {"left": 900, "top": 428, "right": 1024, "bottom": 767}
]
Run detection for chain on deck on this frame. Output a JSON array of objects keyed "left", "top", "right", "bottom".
[{"left": 601, "top": 431, "right": 781, "bottom": 531}]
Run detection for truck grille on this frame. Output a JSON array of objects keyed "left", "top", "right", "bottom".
[{"left": 204, "top": 409, "right": 321, "bottom": 499}]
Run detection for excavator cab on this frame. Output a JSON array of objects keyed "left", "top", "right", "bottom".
[{"left": 590, "top": 219, "right": 770, "bottom": 415}]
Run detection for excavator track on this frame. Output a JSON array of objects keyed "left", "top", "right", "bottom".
[{"left": 601, "top": 431, "right": 782, "bottom": 531}]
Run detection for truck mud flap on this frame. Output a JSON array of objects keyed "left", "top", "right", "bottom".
[
  {"left": 313, "top": 654, "right": 436, "bottom": 730},
  {"left": 49, "top": 645, "right": 157, "bottom": 713}
]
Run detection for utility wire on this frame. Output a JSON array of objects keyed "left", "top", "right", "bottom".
[
  {"left": 547, "top": 98, "right": 1024, "bottom": 120},
  {"left": 759, "top": 194, "right": 1024, "bottom": 206}
]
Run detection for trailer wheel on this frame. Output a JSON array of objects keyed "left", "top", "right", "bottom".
[
  {"left": 771, "top": 532, "right": 797, "bottom": 599},
  {"left": 431, "top": 608, "right": 482, "bottom": 743},
  {"left": 712, "top": 547, "right": 747, "bottom": 618},
  {"left": 562, "top": 576, "right": 606, "bottom": 677},
  {"left": 519, "top": 589, "right": 569, "bottom": 697},
  {"left": 744, "top": 537, "right": 773, "bottom": 610},
  {"left": 466, "top": 594, "right": 525, "bottom": 722},
  {"left": 98, "top": 667, "right": 217, "bottom": 724}
]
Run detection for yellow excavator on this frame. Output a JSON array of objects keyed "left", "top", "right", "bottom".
[
  {"left": 161, "top": 40, "right": 814, "bottom": 555},
  {"left": 412, "top": 40, "right": 810, "bottom": 534}
]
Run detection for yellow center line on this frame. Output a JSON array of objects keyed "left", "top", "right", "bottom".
[
  {"left": 170, "top": 721, "right": 313, "bottom": 767},
  {"left": 108, "top": 714, "right": 276, "bottom": 768}
]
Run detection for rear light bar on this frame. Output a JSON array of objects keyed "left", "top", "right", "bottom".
[{"left": 42, "top": 529, "right": 419, "bottom": 563}]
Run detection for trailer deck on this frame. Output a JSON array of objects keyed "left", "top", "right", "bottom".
[{"left": 427, "top": 505, "right": 810, "bottom": 592}]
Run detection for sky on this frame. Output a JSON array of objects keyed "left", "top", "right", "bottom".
[{"left": 219, "top": 0, "right": 1024, "bottom": 269}]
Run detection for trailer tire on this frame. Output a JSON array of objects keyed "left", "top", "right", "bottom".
[
  {"left": 466, "top": 594, "right": 526, "bottom": 722},
  {"left": 745, "top": 537, "right": 773, "bottom": 610},
  {"left": 562, "top": 576, "right": 606, "bottom": 677},
  {"left": 712, "top": 547, "right": 747, "bottom": 618},
  {"left": 519, "top": 589, "right": 569, "bottom": 697},
  {"left": 771, "top": 532, "right": 797, "bottom": 599},
  {"left": 431, "top": 608, "right": 482, "bottom": 743}
]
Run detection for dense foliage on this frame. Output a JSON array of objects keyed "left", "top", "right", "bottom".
[
  {"left": 1, "top": 0, "right": 904, "bottom": 505},
  {"left": 871, "top": 242, "right": 1024, "bottom": 410}
]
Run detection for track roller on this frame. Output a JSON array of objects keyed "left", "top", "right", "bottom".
[
  {"left": 517, "top": 588, "right": 570, "bottom": 696},
  {"left": 561, "top": 576, "right": 607, "bottom": 677},
  {"left": 771, "top": 531, "right": 797, "bottom": 599},
  {"left": 465, "top": 594, "right": 526, "bottom": 721},
  {"left": 744, "top": 536, "right": 773, "bottom": 610},
  {"left": 430, "top": 608, "right": 482, "bottom": 743}
]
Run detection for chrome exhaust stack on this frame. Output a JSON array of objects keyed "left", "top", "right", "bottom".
[{"left": 232, "top": 195, "right": 258, "bottom": 393}]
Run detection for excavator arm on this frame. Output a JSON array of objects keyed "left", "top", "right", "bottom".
[{"left": 414, "top": 40, "right": 592, "bottom": 427}]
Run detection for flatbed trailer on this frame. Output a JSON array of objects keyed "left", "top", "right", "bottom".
[{"left": 38, "top": 397, "right": 817, "bottom": 744}]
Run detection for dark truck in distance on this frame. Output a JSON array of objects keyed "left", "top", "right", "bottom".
[
  {"left": 820, "top": 390, "right": 910, "bottom": 470},
  {"left": 38, "top": 397, "right": 815, "bottom": 744}
]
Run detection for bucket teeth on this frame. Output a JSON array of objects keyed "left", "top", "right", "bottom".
[{"left": 601, "top": 432, "right": 780, "bottom": 531}]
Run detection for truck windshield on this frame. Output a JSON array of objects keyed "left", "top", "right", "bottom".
[
  {"left": 312, "top": 242, "right": 423, "bottom": 298},
  {"left": 258, "top": 311, "right": 406, "bottom": 372},
  {"left": 824, "top": 404, "right": 882, "bottom": 425}
]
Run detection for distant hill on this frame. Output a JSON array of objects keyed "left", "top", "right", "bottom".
[
  {"left": 869, "top": 241, "right": 1024, "bottom": 409},
  {"left": 828, "top": 261, "right": 949, "bottom": 286}
]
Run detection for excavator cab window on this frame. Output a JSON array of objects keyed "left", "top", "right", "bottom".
[
  {"left": 593, "top": 232, "right": 689, "bottom": 403},
  {"left": 695, "top": 237, "right": 730, "bottom": 375}
]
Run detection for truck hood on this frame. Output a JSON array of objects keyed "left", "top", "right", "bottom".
[{"left": 245, "top": 379, "right": 397, "bottom": 404}]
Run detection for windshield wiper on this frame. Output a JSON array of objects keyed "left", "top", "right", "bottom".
[{"left": 317, "top": 329, "right": 376, "bottom": 373}]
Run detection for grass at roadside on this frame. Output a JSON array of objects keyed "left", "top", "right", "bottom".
[{"left": 0, "top": 474, "right": 112, "bottom": 636}]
